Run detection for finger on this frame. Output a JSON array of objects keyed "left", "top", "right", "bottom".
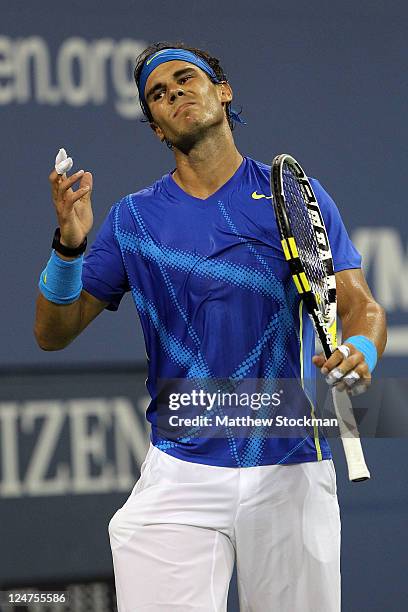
[
  {"left": 325, "top": 356, "right": 357, "bottom": 386},
  {"left": 326, "top": 352, "right": 363, "bottom": 382},
  {"left": 49, "top": 168, "right": 61, "bottom": 184},
  {"left": 59, "top": 186, "right": 90, "bottom": 217},
  {"left": 354, "top": 361, "right": 370, "bottom": 380},
  {"left": 312, "top": 353, "right": 326, "bottom": 368},
  {"left": 79, "top": 171, "right": 93, "bottom": 193},
  {"left": 57, "top": 170, "right": 85, "bottom": 196},
  {"left": 69, "top": 185, "right": 90, "bottom": 205},
  {"left": 319, "top": 348, "right": 345, "bottom": 376},
  {"left": 49, "top": 169, "right": 66, "bottom": 202}
]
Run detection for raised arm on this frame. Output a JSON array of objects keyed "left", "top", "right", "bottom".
[{"left": 34, "top": 155, "right": 108, "bottom": 351}]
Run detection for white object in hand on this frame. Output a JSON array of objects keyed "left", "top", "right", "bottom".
[
  {"left": 55, "top": 148, "right": 73, "bottom": 175},
  {"left": 325, "top": 367, "right": 344, "bottom": 386},
  {"left": 337, "top": 344, "right": 351, "bottom": 359},
  {"left": 343, "top": 370, "right": 360, "bottom": 387}
]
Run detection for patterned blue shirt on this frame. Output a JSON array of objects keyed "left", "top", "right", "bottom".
[{"left": 82, "top": 157, "right": 361, "bottom": 467}]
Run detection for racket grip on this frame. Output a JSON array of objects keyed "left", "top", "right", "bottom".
[
  {"left": 340, "top": 436, "right": 371, "bottom": 482},
  {"left": 331, "top": 387, "right": 370, "bottom": 482}
]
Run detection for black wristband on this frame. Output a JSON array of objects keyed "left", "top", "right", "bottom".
[{"left": 52, "top": 228, "right": 87, "bottom": 257}]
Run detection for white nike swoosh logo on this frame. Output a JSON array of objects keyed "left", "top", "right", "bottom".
[{"left": 251, "top": 191, "right": 272, "bottom": 200}]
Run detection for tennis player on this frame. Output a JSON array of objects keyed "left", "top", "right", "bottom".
[{"left": 35, "top": 42, "right": 387, "bottom": 612}]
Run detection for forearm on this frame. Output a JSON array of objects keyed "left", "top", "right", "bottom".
[
  {"left": 35, "top": 151, "right": 101, "bottom": 351},
  {"left": 34, "top": 293, "right": 82, "bottom": 350},
  {"left": 340, "top": 300, "right": 387, "bottom": 358}
]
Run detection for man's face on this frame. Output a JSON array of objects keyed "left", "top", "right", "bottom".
[{"left": 144, "top": 60, "right": 232, "bottom": 150}]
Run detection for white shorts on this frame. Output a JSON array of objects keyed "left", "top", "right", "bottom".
[{"left": 109, "top": 444, "right": 340, "bottom": 612}]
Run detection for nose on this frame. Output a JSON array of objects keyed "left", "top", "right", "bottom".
[{"left": 168, "top": 88, "right": 184, "bottom": 103}]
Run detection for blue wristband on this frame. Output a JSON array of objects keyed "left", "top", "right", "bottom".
[
  {"left": 345, "top": 335, "right": 378, "bottom": 373},
  {"left": 39, "top": 250, "right": 83, "bottom": 304}
]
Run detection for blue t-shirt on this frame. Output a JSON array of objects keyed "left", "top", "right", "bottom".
[{"left": 82, "top": 157, "right": 361, "bottom": 467}]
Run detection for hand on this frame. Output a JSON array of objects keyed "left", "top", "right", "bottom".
[
  {"left": 49, "top": 151, "right": 93, "bottom": 249},
  {"left": 312, "top": 344, "right": 371, "bottom": 396}
]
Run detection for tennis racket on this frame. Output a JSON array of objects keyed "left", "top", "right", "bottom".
[{"left": 270, "top": 153, "right": 370, "bottom": 482}]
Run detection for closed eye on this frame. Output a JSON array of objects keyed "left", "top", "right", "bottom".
[
  {"left": 178, "top": 74, "right": 193, "bottom": 84},
  {"left": 153, "top": 89, "right": 165, "bottom": 101}
]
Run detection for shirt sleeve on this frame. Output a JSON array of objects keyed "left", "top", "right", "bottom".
[
  {"left": 310, "top": 178, "right": 362, "bottom": 272},
  {"left": 82, "top": 203, "right": 130, "bottom": 311}
]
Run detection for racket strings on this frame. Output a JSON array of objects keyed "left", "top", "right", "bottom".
[{"left": 282, "top": 166, "right": 329, "bottom": 312}]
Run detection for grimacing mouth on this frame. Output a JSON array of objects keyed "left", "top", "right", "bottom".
[{"left": 173, "top": 102, "right": 196, "bottom": 118}]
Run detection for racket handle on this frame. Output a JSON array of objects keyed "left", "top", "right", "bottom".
[{"left": 331, "top": 387, "right": 370, "bottom": 482}]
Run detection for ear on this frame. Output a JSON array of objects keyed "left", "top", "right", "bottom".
[
  {"left": 150, "top": 121, "right": 166, "bottom": 143},
  {"left": 218, "top": 81, "right": 233, "bottom": 105}
]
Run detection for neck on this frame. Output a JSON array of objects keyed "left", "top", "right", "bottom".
[{"left": 172, "top": 123, "right": 243, "bottom": 200}]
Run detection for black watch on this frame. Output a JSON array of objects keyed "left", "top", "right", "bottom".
[{"left": 52, "top": 228, "right": 87, "bottom": 257}]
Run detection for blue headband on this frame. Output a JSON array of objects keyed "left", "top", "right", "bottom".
[{"left": 138, "top": 48, "right": 245, "bottom": 125}]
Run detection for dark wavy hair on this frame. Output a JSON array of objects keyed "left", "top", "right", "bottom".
[{"left": 134, "top": 41, "right": 236, "bottom": 132}]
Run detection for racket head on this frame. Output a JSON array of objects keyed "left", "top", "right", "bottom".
[{"left": 270, "top": 154, "right": 337, "bottom": 357}]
